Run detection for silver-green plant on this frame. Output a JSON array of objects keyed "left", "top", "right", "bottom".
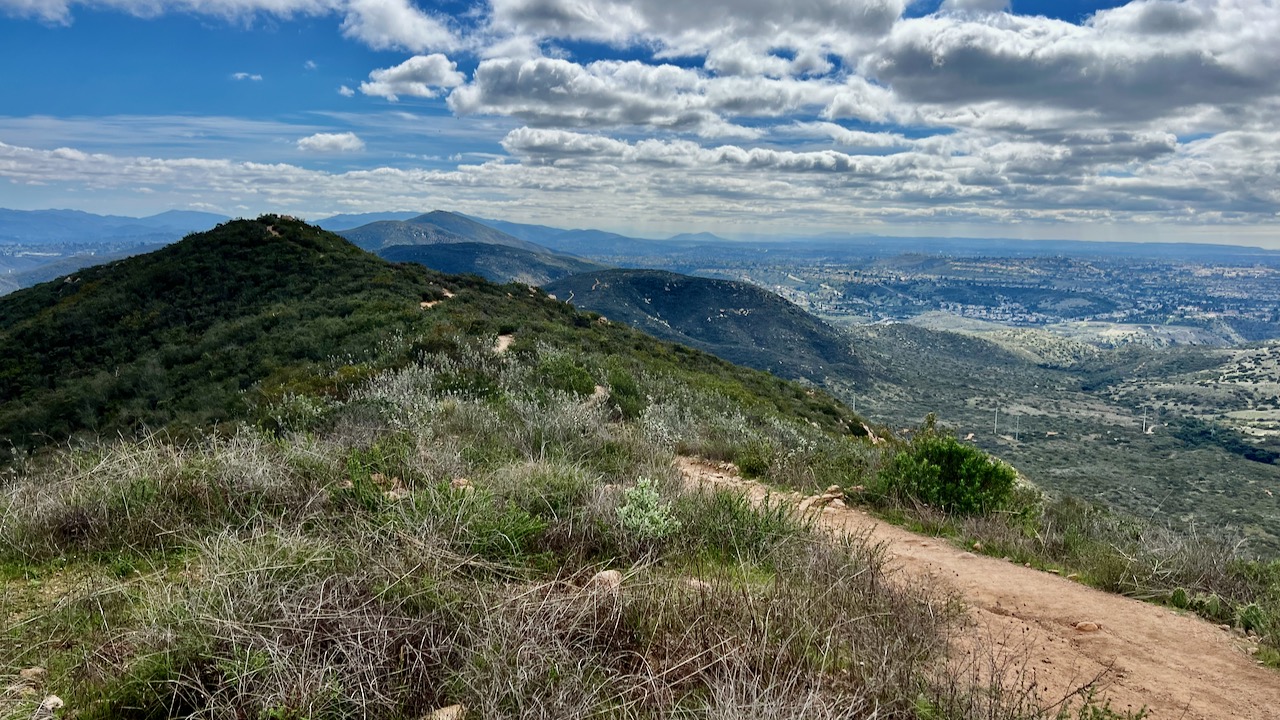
[{"left": 616, "top": 477, "right": 681, "bottom": 541}]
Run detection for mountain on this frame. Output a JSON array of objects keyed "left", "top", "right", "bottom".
[
  {"left": 0, "top": 216, "right": 860, "bottom": 461},
  {"left": 545, "top": 269, "right": 864, "bottom": 390},
  {"left": 312, "top": 210, "right": 421, "bottom": 230},
  {"left": 380, "top": 242, "right": 608, "bottom": 286},
  {"left": 338, "top": 210, "right": 548, "bottom": 253},
  {"left": 0, "top": 208, "right": 227, "bottom": 244}
]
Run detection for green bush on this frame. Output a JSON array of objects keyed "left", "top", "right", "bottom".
[
  {"left": 617, "top": 477, "right": 681, "bottom": 541},
  {"left": 878, "top": 431, "right": 1017, "bottom": 515},
  {"left": 537, "top": 355, "right": 596, "bottom": 396}
]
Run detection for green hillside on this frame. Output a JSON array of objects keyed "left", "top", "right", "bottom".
[
  {"left": 0, "top": 217, "right": 860, "bottom": 461},
  {"left": 339, "top": 210, "right": 547, "bottom": 253},
  {"left": 0, "top": 217, "right": 1273, "bottom": 717},
  {"left": 546, "top": 269, "right": 865, "bottom": 392},
  {"left": 380, "top": 241, "right": 607, "bottom": 286}
]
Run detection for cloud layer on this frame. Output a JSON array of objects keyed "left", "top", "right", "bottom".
[{"left": 3, "top": 0, "right": 1279, "bottom": 239}]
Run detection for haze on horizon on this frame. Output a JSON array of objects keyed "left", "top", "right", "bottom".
[{"left": 1, "top": 0, "right": 1278, "bottom": 246}]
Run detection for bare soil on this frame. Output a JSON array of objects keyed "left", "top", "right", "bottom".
[{"left": 677, "top": 457, "right": 1280, "bottom": 720}]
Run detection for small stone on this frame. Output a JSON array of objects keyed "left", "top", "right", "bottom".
[
  {"left": 1066, "top": 573, "right": 1080, "bottom": 581},
  {"left": 589, "top": 569, "right": 623, "bottom": 592},
  {"left": 1023, "top": 562, "right": 1031, "bottom": 568},
  {"left": 824, "top": 485, "right": 843, "bottom": 495},
  {"left": 828, "top": 498, "right": 846, "bottom": 509},
  {"left": 32, "top": 695, "right": 64, "bottom": 720},
  {"left": 972, "top": 542, "right": 983, "bottom": 552},
  {"left": 1219, "top": 624, "right": 1232, "bottom": 632},
  {"left": 1041, "top": 658, "right": 1053, "bottom": 664},
  {"left": 919, "top": 542, "right": 930, "bottom": 547},
  {"left": 429, "top": 704, "right": 467, "bottom": 720},
  {"left": 1074, "top": 621, "right": 1100, "bottom": 632},
  {"left": 450, "top": 478, "right": 473, "bottom": 490},
  {"left": 18, "top": 668, "right": 46, "bottom": 683}
]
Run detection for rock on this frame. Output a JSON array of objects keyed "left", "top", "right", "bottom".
[
  {"left": 428, "top": 705, "right": 467, "bottom": 720},
  {"left": 32, "top": 695, "right": 64, "bottom": 720},
  {"left": 1047, "top": 569, "right": 1061, "bottom": 575},
  {"left": 824, "top": 485, "right": 843, "bottom": 496},
  {"left": 1023, "top": 562, "right": 1032, "bottom": 568},
  {"left": 450, "top": 478, "right": 473, "bottom": 492},
  {"left": 1219, "top": 624, "right": 1232, "bottom": 632},
  {"left": 589, "top": 570, "right": 623, "bottom": 592},
  {"left": 828, "top": 498, "right": 846, "bottom": 510},
  {"left": 972, "top": 542, "right": 983, "bottom": 552},
  {"left": 1074, "top": 621, "right": 1101, "bottom": 632},
  {"left": 5, "top": 682, "right": 37, "bottom": 697},
  {"left": 18, "top": 668, "right": 45, "bottom": 683},
  {"left": 1066, "top": 573, "right": 1080, "bottom": 581}
]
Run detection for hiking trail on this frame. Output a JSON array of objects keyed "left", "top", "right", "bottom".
[{"left": 676, "top": 457, "right": 1279, "bottom": 720}]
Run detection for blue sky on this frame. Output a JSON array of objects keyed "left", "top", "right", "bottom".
[{"left": 1, "top": 0, "right": 1277, "bottom": 244}]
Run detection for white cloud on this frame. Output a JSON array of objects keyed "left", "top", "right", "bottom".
[
  {"left": 231, "top": 72, "right": 263, "bottom": 81},
  {"left": 304, "top": 59, "right": 317, "bottom": 69},
  {"left": 338, "top": 85, "right": 355, "bottom": 96},
  {"left": 0, "top": 0, "right": 339, "bottom": 24},
  {"left": 340, "top": 0, "right": 456, "bottom": 52},
  {"left": 296, "top": 131, "right": 366, "bottom": 152},
  {"left": 449, "top": 56, "right": 844, "bottom": 137},
  {"left": 359, "top": 53, "right": 466, "bottom": 100},
  {"left": 2, "top": 130, "right": 1278, "bottom": 241},
  {"left": 0, "top": 0, "right": 457, "bottom": 51}
]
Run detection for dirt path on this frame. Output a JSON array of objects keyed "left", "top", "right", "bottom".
[{"left": 676, "top": 457, "right": 1279, "bottom": 720}]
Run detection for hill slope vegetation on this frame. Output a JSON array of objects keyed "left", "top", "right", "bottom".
[
  {"left": 546, "top": 268, "right": 865, "bottom": 390},
  {"left": 380, "top": 241, "right": 607, "bottom": 286}
]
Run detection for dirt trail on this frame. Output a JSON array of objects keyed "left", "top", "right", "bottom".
[{"left": 676, "top": 457, "right": 1279, "bottom": 720}]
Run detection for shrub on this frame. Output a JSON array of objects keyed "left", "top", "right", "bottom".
[
  {"left": 616, "top": 477, "right": 680, "bottom": 542},
  {"left": 877, "top": 431, "right": 1017, "bottom": 515}
]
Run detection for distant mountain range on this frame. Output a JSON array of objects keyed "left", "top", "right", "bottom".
[
  {"left": 0, "top": 208, "right": 228, "bottom": 244},
  {"left": 337, "top": 211, "right": 549, "bottom": 254}
]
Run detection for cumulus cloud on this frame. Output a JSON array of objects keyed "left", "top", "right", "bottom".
[
  {"left": 863, "top": 1, "right": 1280, "bottom": 128},
  {"left": 2, "top": 129, "right": 1278, "bottom": 237},
  {"left": 488, "top": 0, "right": 906, "bottom": 53},
  {"left": 359, "top": 53, "right": 465, "bottom": 100},
  {"left": 340, "top": 0, "right": 456, "bottom": 52},
  {"left": 449, "top": 56, "right": 849, "bottom": 137},
  {"left": 1, "top": 0, "right": 457, "bottom": 50},
  {"left": 338, "top": 85, "right": 355, "bottom": 96},
  {"left": 296, "top": 131, "right": 365, "bottom": 152}
]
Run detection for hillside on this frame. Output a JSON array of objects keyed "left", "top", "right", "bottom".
[
  {"left": 847, "top": 322, "right": 1280, "bottom": 552},
  {"left": 546, "top": 269, "right": 865, "bottom": 391},
  {"left": 1, "top": 217, "right": 1275, "bottom": 719},
  {"left": 380, "top": 241, "right": 608, "bottom": 286},
  {"left": 339, "top": 210, "right": 547, "bottom": 253},
  {"left": 0, "top": 217, "right": 861, "bottom": 462}
]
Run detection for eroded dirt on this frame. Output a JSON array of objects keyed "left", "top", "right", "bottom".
[{"left": 677, "top": 457, "right": 1280, "bottom": 720}]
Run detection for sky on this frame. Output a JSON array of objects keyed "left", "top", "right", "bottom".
[{"left": 0, "top": 0, "right": 1278, "bottom": 244}]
